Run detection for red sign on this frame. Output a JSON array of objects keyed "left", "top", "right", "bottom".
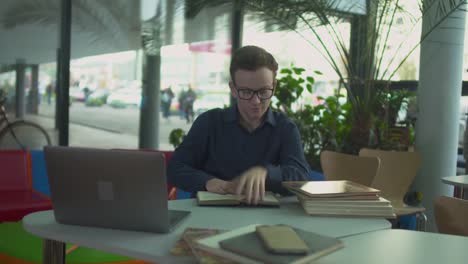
[{"left": 189, "top": 40, "right": 232, "bottom": 55}]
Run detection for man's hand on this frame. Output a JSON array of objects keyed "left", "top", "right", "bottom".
[
  {"left": 205, "top": 178, "right": 232, "bottom": 194},
  {"left": 233, "top": 166, "right": 267, "bottom": 205}
]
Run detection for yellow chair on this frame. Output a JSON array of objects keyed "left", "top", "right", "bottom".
[
  {"left": 320, "top": 150, "right": 380, "bottom": 187},
  {"left": 359, "top": 148, "right": 427, "bottom": 230},
  {"left": 434, "top": 196, "right": 468, "bottom": 236}
]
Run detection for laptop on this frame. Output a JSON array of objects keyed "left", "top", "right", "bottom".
[{"left": 44, "top": 146, "right": 190, "bottom": 233}]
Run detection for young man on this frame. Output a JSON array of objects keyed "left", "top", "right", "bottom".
[{"left": 168, "top": 45, "right": 310, "bottom": 205}]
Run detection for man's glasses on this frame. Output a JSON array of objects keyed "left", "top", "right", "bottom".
[{"left": 236, "top": 88, "right": 274, "bottom": 101}]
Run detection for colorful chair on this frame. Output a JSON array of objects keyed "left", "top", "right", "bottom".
[
  {"left": 30, "top": 150, "right": 50, "bottom": 196},
  {"left": 0, "top": 150, "right": 52, "bottom": 222},
  {"left": 0, "top": 149, "right": 169, "bottom": 264}
]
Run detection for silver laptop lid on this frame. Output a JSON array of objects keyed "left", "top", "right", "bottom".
[{"left": 44, "top": 146, "right": 171, "bottom": 233}]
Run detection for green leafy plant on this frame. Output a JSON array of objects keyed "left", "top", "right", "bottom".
[
  {"left": 373, "top": 88, "right": 417, "bottom": 150},
  {"left": 108, "top": 100, "right": 127, "bottom": 109},
  {"left": 272, "top": 67, "right": 352, "bottom": 170},
  {"left": 272, "top": 66, "right": 415, "bottom": 169},
  {"left": 85, "top": 98, "right": 105, "bottom": 107},
  {"left": 169, "top": 128, "right": 186, "bottom": 148}
]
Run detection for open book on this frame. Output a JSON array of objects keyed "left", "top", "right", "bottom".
[
  {"left": 197, "top": 191, "right": 279, "bottom": 206},
  {"left": 196, "top": 224, "right": 343, "bottom": 264}
]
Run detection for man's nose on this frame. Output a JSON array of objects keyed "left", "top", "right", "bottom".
[{"left": 250, "top": 93, "right": 261, "bottom": 104}]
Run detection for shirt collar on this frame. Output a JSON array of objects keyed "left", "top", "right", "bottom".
[{"left": 223, "top": 104, "right": 277, "bottom": 127}]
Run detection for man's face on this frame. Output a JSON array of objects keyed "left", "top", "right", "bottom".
[{"left": 229, "top": 67, "right": 276, "bottom": 125}]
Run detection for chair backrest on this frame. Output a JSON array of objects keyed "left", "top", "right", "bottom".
[
  {"left": 320, "top": 150, "right": 380, "bottom": 187},
  {"left": 31, "top": 150, "right": 50, "bottom": 196},
  {"left": 434, "top": 196, "right": 468, "bottom": 236},
  {"left": 154, "top": 150, "right": 177, "bottom": 200},
  {"left": 0, "top": 150, "right": 32, "bottom": 191},
  {"left": 359, "top": 148, "right": 421, "bottom": 207}
]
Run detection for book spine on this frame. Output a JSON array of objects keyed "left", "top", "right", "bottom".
[{"left": 195, "top": 243, "right": 260, "bottom": 264}]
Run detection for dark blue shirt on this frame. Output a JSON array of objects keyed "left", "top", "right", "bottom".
[{"left": 167, "top": 105, "right": 310, "bottom": 195}]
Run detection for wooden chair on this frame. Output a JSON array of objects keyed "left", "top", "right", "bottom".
[
  {"left": 434, "top": 196, "right": 468, "bottom": 236},
  {"left": 359, "top": 148, "right": 427, "bottom": 230},
  {"left": 320, "top": 150, "right": 380, "bottom": 187}
]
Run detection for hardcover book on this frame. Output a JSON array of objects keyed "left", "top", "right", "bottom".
[
  {"left": 301, "top": 206, "right": 396, "bottom": 218},
  {"left": 299, "top": 196, "right": 391, "bottom": 207},
  {"left": 197, "top": 191, "right": 279, "bottom": 206},
  {"left": 282, "top": 180, "right": 380, "bottom": 198},
  {"left": 196, "top": 225, "right": 343, "bottom": 264}
]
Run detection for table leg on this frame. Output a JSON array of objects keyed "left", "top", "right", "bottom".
[
  {"left": 43, "top": 239, "right": 65, "bottom": 264},
  {"left": 415, "top": 212, "right": 427, "bottom": 232},
  {"left": 454, "top": 186, "right": 463, "bottom": 199}
]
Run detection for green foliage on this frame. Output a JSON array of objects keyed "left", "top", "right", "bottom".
[
  {"left": 169, "top": 128, "right": 186, "bottom": 148},
  {"left": 372, "top": 88, "right": 417, "bottom": 150},
  {"left": 108, "top": 100, "right": 127, "bottom": 109},
  {"left": 272, "top": 67, "right": 416, "bottom": 168},
  {"left": 272, "top": 67, "right": 352, "bottom": 170},
  {"left": 85, "top": 98, "right": 105, "bottom": 107}
]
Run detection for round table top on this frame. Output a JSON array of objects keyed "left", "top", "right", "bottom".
[{"left": 441, "top": 175, "right": 468, "bottom": 187}]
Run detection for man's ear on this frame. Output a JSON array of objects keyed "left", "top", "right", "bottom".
[
  {"left": 229, "top": 81, "right": 238, "bottom": 98},
  {"left": 273, "top": 79, "right": 278, "bottom": 90}
]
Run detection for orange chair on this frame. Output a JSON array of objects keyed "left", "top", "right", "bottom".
[
  {"left": 157, "top": 150, "right": 177, "bottom": 200},
  {"left": 0, "top": 150, "right": 52, "bottom": 222}
]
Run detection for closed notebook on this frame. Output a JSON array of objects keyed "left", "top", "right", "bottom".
[
  {"left": 218, "top": 226, "right": 343, "bottom": 264},
  {"left": 196, "top": 225, "right": 343, "bottom": 264},
  {"left": 197, "top": 191, "right": 279, "bottom": 207},
  {"left": 302, "top": 206, "right": 396, "bottom": 218},
  {"left": 299, "top": 196, "right": 391, "bottom": 206},
  {"left": 282, "top": 180, "right": 380, "bottom": 198}
]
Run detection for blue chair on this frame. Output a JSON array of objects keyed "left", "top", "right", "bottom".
[
  {"left": 308, "top": 170, "right": 325, "bottom": 181},
  {"left": 31, "top": 150, "right": 50, "bottom": 196}
]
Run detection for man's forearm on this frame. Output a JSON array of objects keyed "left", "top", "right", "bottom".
[
  {"left": 167, "top": 161, "right": 213, "bottom": 193},
  {"left": 265, "top": 164, "right": 309, "bottom": 195}
]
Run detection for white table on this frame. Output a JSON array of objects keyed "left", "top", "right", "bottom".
[
  {"left": 315, "top": 229, "right": 468, "bottom": 264},
  {"left": 23, "top": 198, "right": 391, "bottom": 264},
  {"left": 442, "top": 175, "right": 468, "bottom": 199}
]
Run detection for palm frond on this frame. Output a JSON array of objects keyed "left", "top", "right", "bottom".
[
  {"left": 1, "top": 0, "right": 59, "bottom": 29},
  {"left": 141, "top": 0, "right": 164, "bottom": 55}
]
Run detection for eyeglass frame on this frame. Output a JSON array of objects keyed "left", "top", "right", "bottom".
[{"left": 233, "top": 85, "right": 275, "bottom": 101}]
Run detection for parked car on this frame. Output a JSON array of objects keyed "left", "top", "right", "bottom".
[
  {"left": 193, "top": 93, "right": 230, "bottom": 116},
  {"left": 107, "top": 88, "right": 142, "bottom": 108},
  {"left": 69, "top": 86, "right": 85, "bottom": 102}
]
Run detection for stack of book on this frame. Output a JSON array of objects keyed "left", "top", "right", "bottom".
[{"left": 282, "top": 180, "right": 395, "bottom": 218}]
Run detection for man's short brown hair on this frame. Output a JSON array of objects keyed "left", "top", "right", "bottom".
[{"left": 229, "top": 45, "right": 278, "bottom": 83}]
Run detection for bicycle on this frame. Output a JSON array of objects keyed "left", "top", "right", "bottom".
[{"left": 0, "top": 90, "right": 52, "bottom": 150}]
